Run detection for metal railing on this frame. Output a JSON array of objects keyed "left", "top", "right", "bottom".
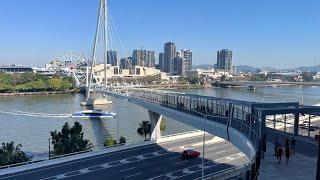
[{"left": 122, "top": 88, "right": 261, "bottom": 179}]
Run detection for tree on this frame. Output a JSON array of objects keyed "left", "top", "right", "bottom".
[
  {"left": 0, "top": 141, "right": 31, "bottom": 166},
  {"left": 160, "top": 119, "right": 166, "bottom": 132},
  {"left": 48, "top": 78, "right": 62, "bottom": 91},
  {"left": 220, "top": 75, "right": 226, "bottom": 82},
  {"left": 50, "top": 122, "right": 93, "bottom": 156},
  {"left": 187, "top": 76, "right": 200, "bottom": 84},
  {"left": 104, "top": 138, "right": 117, "bottom": 147},
  {"left": 137, "top": 121, "right": 151, "bottom": 139},
  {"left": 119, "top": 136, "right": 126, "bottom": 145},
  {"left": 177, "top": 76, "right": 188, "bottom": 84}
]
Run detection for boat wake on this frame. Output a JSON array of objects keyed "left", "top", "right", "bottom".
[{"left": 0, "top": 110, "right": 71, "bottom": 118}]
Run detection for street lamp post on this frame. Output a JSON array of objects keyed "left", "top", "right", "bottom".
[
  {"left": 202, "top": 113, "right": 206, "bottom": 180},
  {"left": 316, "top": 130, "right": 320, "bottom": 179},
  {"left": 48, "top": 138, "right": 51, "bottom": 159}
]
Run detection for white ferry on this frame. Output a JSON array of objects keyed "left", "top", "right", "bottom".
[{"left": 72, "top": 110, "right": 116, "bottom": 119}]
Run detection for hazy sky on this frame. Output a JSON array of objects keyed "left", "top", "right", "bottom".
[{"left": 0, "top": 0, "right": 319, "bottom": 67}]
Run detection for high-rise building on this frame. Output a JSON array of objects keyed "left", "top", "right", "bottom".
[
  {"left": 132, "top": 50, "right": 155, "bottom": 67},
  {"left": 182, "top": 49, "right": 192, "bottom": 75},
  {"left": 217, "top": 49, "right": 232, "bottom": 73},
  {"left": 175, "top": 51, "right": 184, "bottom": 75},
  {"left": 164, "top": 42, "right": 176, "bottom": 74},
  {"left": 145, "top": 51, "right": 156, "bottom": 67},
  {"left": 107, "top": 50, "right": 118, "bottom": 66},
  {"left": 173, "top": 50, "right": 193, "bottom": 76},
  {"left": 120, "top": 57, "right": 132, "bottom": 69},
  {"left": 158, "top": 53, "right": 165, "bottom": 72}
]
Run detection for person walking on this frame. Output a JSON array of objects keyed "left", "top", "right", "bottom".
[
  {"left": 274, "top": 136, "right": 279, "bottom": 156},
  {"left": 290, "top": 136, "right": 296, "bottom": 155},
  {"left": 285, "top": 146, "right": 291, "bottom": 165},
  {"left": 276, "top": 145, "right": 283, "bottom": 164}
]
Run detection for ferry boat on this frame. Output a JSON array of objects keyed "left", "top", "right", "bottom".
[{"left": 72, "top": 110, "right": 116, "bottom": 119}]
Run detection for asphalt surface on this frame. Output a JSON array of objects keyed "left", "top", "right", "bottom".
[{"left": 0, "top": 135, "right": 248, "bottom": 180}]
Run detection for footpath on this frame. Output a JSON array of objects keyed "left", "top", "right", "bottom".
[{"left": 260, "top": 129, "right": 317, "bottom": 180}]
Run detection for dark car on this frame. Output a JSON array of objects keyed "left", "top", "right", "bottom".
[{"left": 182, "top": 149, "right": 200, "bottom": 159}]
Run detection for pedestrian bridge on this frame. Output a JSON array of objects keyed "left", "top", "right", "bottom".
[{"left": 103, "top": 88, "right": 320, "bottom": 178}]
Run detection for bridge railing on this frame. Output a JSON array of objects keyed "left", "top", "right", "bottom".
[{"left": 126, "top": 89, "right": 262, "bottom": 179}]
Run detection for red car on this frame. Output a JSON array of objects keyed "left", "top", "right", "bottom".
[{"left": 182, "top": 149, "right": 200, "bottom": 159}]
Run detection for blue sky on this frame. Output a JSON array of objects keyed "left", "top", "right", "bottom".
[{"left": 0, "top": 0, "right": 319, "bottom": 67}]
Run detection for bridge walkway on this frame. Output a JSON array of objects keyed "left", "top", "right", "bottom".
[{"left": 260, "top": 129, "right": 317, "bottom": 179}]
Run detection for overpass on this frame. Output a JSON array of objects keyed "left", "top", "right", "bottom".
[
  {"left": 1, "top": 88, "right": 320, "bottom": 179},
  {"left": 102, "top": 88, "right": 320, "bottom": 178}
]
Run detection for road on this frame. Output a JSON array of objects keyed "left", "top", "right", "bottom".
[{"left": 0, "top": 135, "right": 248, "bottom": 180}]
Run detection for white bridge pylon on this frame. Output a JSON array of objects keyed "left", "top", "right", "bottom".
[{"left": 82, "top": 0, "right": 111, "bottom": 106}]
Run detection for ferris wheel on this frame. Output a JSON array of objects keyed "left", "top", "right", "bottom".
[
  {"left": 53, "top": 50, "right": 88, "bottom": 68},
  {"left": 52, "top": 50, "right": 89, "bottom": 86}
]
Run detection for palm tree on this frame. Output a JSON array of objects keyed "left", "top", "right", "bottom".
[
  {"left": 137, "top": 121, "right": 151, "bottom": 140},
  {"left": 0, "top": 141, "right": 30, "bottom": 166}
]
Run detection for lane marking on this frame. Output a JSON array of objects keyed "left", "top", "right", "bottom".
[
  {"left": 169, "top": 156, "right": 180, "bottom": 160},
  {"left": 175, "top": 160, "right": 188, "bottom": 165},
  {"left": 0, "top": 135, "right": 210, "bottom": 179},
  {"left": 120, "top": 167, "right": 135, "bottom": 172},
  {"left": 147, "top": 152, "right": 245, "bottom": 180},
  {"left": 125, "top": 172, "right": 142, "bottom": 179},
  {"left": 14, "top": 137, "right": 227, "bottom": 180}
]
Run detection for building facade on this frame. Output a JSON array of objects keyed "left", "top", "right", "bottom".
[
  {"left": 107, "top": 50, "right": 118, "bottom": 66},
  {"left": 164, "top": 42, "right": 176, "bottom": 74},
  {"left": 216, "top": 49, "right": 233, "bottom": 73},
  {"left": 132, "top": 50, "right": 155, "bottom": 68},
  {"left": 183, "top": 49, "right": 192, "bottom": 75},
  {"left": 158, "top": 53, "right": 165, "bottom": 72},
  {"left": 120, "top": 57, "right": 133, "bottom": 69}
]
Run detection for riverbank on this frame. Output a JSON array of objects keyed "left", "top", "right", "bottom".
[{"left": 0, "top": 89, "right": 78, "bottom": 97}]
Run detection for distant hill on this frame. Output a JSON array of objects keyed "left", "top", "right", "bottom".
[{"left": 193, "top": 64, "right": 215, "bottom": 70}]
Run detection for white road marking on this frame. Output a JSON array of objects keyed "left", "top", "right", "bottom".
[
  {"left": 120, "top": 167, "right": 135, "bottom": 172},
  {"left": 182, "top": 169, "right": 194, "bottom": 174},
  {"left": 120, "top": 159, "right": 130, "bottom": 164},
  {"left": 79, "top": 168, "right": 90, "bottom": 174},
  {"left": 147, "top": 152, "right": 245, "bottom": 180},
  {"left": 125, "top": 172, "right": 142, "bottom": 179},
  {"left": 175, "top": 160, "right": 188, "bottom": 165},
  {"left": 2, "top": 136, "right": 210, "bottom": 179},
  {"left": 169, "top": 156, "right": 180, "bottom": 160},
  {"left": 40, "top": 138, "right": 231, "bottom": 180}
]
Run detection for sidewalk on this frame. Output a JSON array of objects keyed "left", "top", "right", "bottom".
[
  {"left": 260, "top": 142, "right": 316, "bottom": 180},
  {"left": 260, "top": 128, "right": 318, "bottom": 179}
]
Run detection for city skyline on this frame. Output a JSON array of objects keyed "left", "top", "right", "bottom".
[{"left": 0, "top": 0, "right": 319, "bottom": 67}]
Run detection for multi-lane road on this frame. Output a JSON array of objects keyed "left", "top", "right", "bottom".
[{"left": 0, "top": 135, "right": 248, "bottom": 180}]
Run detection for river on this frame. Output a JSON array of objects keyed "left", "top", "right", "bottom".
[{"left": 0, "top": 85, "right": 319, "bottom": 155}]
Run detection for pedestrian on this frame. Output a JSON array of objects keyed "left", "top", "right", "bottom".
[
  {"left": 285, "top": 146, "right": 291, "bottom": 165},
  {"left": 285, "top": 137, "right": 289, "bottom": 149},
  {"left": 276, "top": 145, "right": 283, "bottom": 164},
  {"left": 274, "top": 136, "right": 279, "bottom": 156},
  {"left": 290, "top": 136, "right": 296, "bottom": 155}
]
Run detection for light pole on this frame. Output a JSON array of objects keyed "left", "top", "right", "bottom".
[
  {"left": 48, "top": 138, "right": 51, "bottom": 159},
  {"left": 316, "top": 130, "right": 320, "bottom": 179},
  {"left": 202, "top": 105, "right": 207, "bottom": 180},
  {"left": 202, "top": 115, "right": 206, "bottom": 179}
]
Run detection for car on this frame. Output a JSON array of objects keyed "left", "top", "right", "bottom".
[{"left": 182, "top": 149, "right": 200, "bottom": 159}]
